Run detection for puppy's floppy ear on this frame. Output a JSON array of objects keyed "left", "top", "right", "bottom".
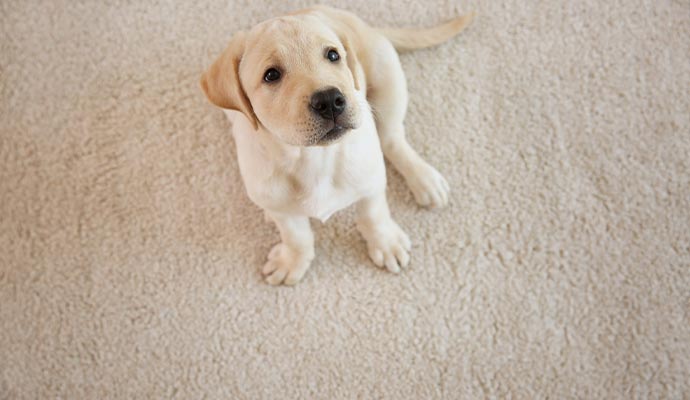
[
  {"left": 341, "top": 36, "right": 363, "bottom": 91},
  {"left": 200, "top": 31, "right": 259, "bottom": 130}
]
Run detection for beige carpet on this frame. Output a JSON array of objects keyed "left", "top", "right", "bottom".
[{"left": 2, "top": 0, "right": 689, "bottom": 398}]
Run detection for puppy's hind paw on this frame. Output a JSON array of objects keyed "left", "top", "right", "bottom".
[{"left": 406, "top": 163, "right": 450, "bottom": 208}]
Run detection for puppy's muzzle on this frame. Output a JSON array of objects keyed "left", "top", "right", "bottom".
[{"left": 309, "top": 87, "right": 346, "bottom": 120}]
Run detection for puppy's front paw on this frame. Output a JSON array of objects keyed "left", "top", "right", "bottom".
[
  {"left": 262, "top": 243, "right": 312, "bottom": 286},
  {"left": 406, "top": 163, "right": 450, "bottom": 208},
  {"left": 362, "top": 222, "right": 412, "bottom": 274}
]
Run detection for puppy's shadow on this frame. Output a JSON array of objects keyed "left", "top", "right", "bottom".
[{"left": 382, "top": 159, "right": 418, "bottom": 212}]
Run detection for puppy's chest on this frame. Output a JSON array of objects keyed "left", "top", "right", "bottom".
[{"left": 265, "top": 141, "right": 384, "bottom": 221}]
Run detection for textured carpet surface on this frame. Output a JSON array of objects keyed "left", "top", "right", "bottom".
[{"left": 2, "top": 0, "right": 690, "bottom": 398}]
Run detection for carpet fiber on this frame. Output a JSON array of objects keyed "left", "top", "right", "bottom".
[{"left": 2, "top": 0, "right": 689, "bottom": 398}]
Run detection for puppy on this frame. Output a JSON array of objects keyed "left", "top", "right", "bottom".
[{"left": 201, "top": 6, "right": 473, "bottom": 285}]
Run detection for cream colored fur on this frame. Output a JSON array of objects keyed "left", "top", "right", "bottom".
[{"left": 202, "top": 6, "right": 470, "bottom": 284}]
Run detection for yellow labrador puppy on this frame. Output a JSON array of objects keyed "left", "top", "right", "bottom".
[{"left": 201, "top": 6, "right": 473, "bottom": 285}]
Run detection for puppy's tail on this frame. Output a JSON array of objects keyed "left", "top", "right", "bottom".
[{"left": 377, "top": 12, "right": 475, "bottom": 53}]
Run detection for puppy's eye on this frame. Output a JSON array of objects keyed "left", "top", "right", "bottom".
[
  {"left": 326, "top": 49, "right": 340, "bottom": 62},
  {"left": 263, "top": 68, "right": 281, "bottom": 82}
]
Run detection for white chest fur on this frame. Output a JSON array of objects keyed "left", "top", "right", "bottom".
[{"left": 225, "top": 98, "right": 386, "bottom": 222}]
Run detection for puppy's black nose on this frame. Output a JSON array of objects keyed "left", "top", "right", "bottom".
[{"left": 310, "top": 87, "right": 346, "bottom": 120}]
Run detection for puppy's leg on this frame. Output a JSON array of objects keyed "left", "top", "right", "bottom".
[
  {"left": 369, "top": 40, "right": 450, "bottom": 208},
  {"left": 356, "top": 191, "right": 411, "bottom": 273},
  {"left": 262, "top": 212, "right": 314, "bottom": 285}
]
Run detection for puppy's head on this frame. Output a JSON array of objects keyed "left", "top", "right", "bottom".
[{"left": 201, "top": 14, "right": 363, "bottom": 146}]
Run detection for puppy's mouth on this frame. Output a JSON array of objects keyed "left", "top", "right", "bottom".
[
  {"left": 314, "top": 120, "right": 355, "bottom": 145},
  {"left": 321, "top": 125, "right": 348, "bottom": 141}
]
